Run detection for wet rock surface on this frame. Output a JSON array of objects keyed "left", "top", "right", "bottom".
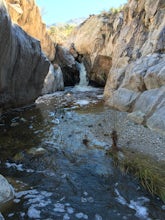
[
  {"left": 55, "top": 45, "right": 80, "bottom": 86},
  {"left": 0, "top": 174, "right": 14, "bottom": 205}
]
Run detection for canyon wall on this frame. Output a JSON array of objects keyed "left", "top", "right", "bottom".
[
  {"left": 0, "top": 0, "right": 49, "bottom": 110},
  {"left": 6, "top": 0, "right": 55, "bottom": 61},
  {"left": 70, "top": 0, "right": 165, "bottom": 134}
]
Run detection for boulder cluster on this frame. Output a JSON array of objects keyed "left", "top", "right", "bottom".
[{"left": 69, "top": 0, "right": 165, "bottom": 134}]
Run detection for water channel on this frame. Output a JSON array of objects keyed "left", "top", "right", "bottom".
[{"left": 0, "top": 64, "right": 165, "bottom": 220}]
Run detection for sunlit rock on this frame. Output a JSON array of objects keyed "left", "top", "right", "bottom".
[
  {"left": 147, "top": 99, "right": 165, "bottom": 135},
  {"left": 0, "top": 174, "right": 14, "bottom": 204},
  {"left": 55, "top": 45, "right": 80, "bottom": 86},
  {"left": 6, "top": 0, "right": 55, "bottom": 61},
  {"left": 0, "top": 0, "right": 49, "bottom": 109},
  {"left": 42, "top": 64, "right": 64, "bottom": 95}
]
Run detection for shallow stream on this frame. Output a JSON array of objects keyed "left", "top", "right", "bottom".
[{"left": 0, "top": 87, "right": 165, "bottom": 220}]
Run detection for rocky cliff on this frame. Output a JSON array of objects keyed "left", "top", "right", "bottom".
[
  {"left": 69, "top": 0, "right": 165, "bottom": 135},
  {"left": 6, "top": 0, "right": 55, "bottom": 61},
  {"left": 0, "top": 0, "right": 49, "bottom": 110}
]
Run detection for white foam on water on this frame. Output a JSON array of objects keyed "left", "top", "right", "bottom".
[
  {"left": 81, "top": 197, "right": 88, "bottom": 203},
  {"left": 8, "top": 213, "right": 14, "bottom": 217},
  {"left": 75, "top": 212, "right": 88, "bottom": 219},
  {"left": 52, "top": 118, "right": 60, "bottom": 125},
  {"left": 5, "top": 162, "right": 24, "bottom": 171},
  {"left": 5, "top": 161, "right": 36, "bottom": 173},
  {"left": 67, "top": 207, "right": 74, "bottom": 214},
  {"left": 15, "top": 189, "right": 52, "bottom": 218},
  {"left": 115, "top": 189, "right": 127, "bottom": 205},
  {"left": 83, "top": 191, "right": 88, "bottom": 196},
  {"left": 63, "top": 213, "right": 70, "bottom": 220},
  {"left": 72, "top": 85, "right": 99, "bottom": 92},
  {"left": 27, "top": 206, "right": 41, "bottom": 219},
  {"left": 115, "top": 189, "right": 151, "bottom": 220},
  {"left": 13, "top": 199, "right": 20, "bottom": 203},
  {"left": 75, "top": 99, "right": 90, "bottom": 106},
  {"left": 54, "top": 203, "right": 65, "bottom": 213},
  {"left": 129, "top": 200, "right": 149, "bottom": 219},
  {"left": 15, "top": 189, "right": 38, "bottom": 199},
  {"left": 20, "top": 212, "right": 25, "bottom": 218},
  {"left": 97, "top": 94, "right": 103, "bottom": 99}
]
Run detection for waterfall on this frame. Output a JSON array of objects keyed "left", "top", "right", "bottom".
[
  {"left": 73, "top": 61, "right": 97, "bottom": 92},
  {"left": 76, "top": 62, "right": 88, "bottom": 86}
]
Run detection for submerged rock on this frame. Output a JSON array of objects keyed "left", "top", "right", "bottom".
[
  {"left": 0, "top": 174, "right": 14, "bottom": 204},
  {"left": 0, "top": 0, "right": 49, "bottom": 109}
]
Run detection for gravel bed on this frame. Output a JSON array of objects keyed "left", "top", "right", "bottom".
[{"left": 91, "top": 107, "right": 165, "bottom": 162}]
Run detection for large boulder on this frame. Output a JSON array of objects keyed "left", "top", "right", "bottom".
[
  {"left": 55, "top": 45, "right": 80, "bottom": 86},
  {"left": 42, "top": 64, "right": 64, "bottom": 94},
  {"left": 147, "top": 99, "right": 165, "bottom": 135},
  {"left": 0, "top": 0, "right": 49, "bottom": 109},
  {"left": 6, "top": 0, "right": 55, "bottom": 61},
  {"left": 106, "top": 88, "right": 140, "bottom": 112},
  {"left": 0, "top": 174, "right": 14, "bottom": 204},
  {"left": 89, "top": 55, "right": 112, "bottom": 86}
]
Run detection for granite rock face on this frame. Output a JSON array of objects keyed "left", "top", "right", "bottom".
[
  {"left": 6, "top": 0, "right": 55, "bottom": 61},
  {"left": 0, "top": 0, "right": 49, "bottom": 109},
  {"left": 70, "top": 0, "right": 165, "bottom": 134},
  {"left": 42, "top": 64, "right": 64, "bottom": 95},
  {"left": 55, "top": 45, "right": 80, "bottom": 86}
]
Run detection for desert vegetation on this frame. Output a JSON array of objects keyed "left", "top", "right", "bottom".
[{"left": 48, "top": 24, "right": 76, "bottom": 44}]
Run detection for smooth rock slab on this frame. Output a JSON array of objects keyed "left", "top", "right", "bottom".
[
  {"left": 132, "top": 86, "right": 165, "bottom": 116},
  {"left": 147, "top": 100, "right": 165, "bottom": 135},
  {"left": 0, "top": 0, "right": 49, "bottom": 109},
  {"left": 42, "top": 64, "right": 64, "bottom": 95},
  {"left": 106, "top": 88, "right": 140, "bottom": 112},
  {"left": 0, "top": 174, "right": 14, "bottom": 204}
]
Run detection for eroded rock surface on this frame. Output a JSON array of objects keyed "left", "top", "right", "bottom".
[
  {"left": 42, "top": 64, "right": 64, "bottom": 94},
  {"left": 55, "top": 45, "right": 80, "bottom": 86},
  {"left": 0, "top": 0, "right": 49, "bottom": 109},
  {"left": 6, "top": 0, "right": 55, "bottom": 61}
]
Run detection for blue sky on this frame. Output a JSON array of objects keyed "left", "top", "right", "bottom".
[{"left": 35, "top": 0, "right": 128, "bottom": 25}]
